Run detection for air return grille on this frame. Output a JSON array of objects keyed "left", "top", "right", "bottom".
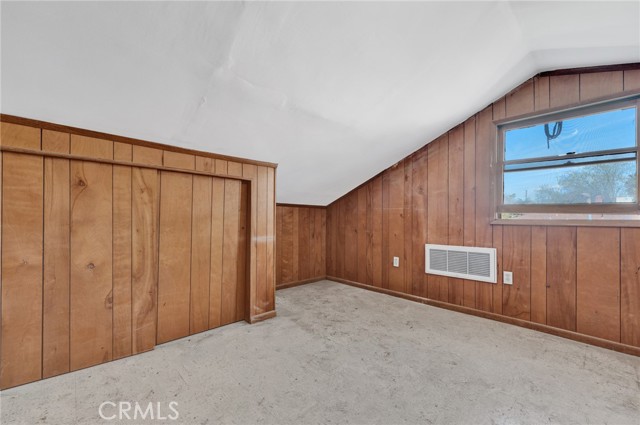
[{"left": 425, "top": 244, "right": 497, "bottom": 283}]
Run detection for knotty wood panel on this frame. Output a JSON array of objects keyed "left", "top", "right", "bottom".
[
  {"left": 1, "top": 153, "right": 43, "bottom": 388},
  {"left": 70, "top": 160, "right": 113, "bottom": 371},
  {"left": 157, "top": 171, "right": 193, "bottom": 344},
  {"left": 191, "top": 175, "right": 212, "bottom": 334},
  {"left": 577, "top": 228, "right": 620, "bottom": 341},
  {"left": 546, "top": 227, "right": 577, "bottom": 331},
  {"left": 131, "top": 168, "right": 158, "bottom": 353},
  {"left": 42, "top": 131, "right": 71, "bottom": 378},
  {"left": 113, "top": 162, "right": 132, "bottom": 360},
  {"left": 621, "top": 228, "right": 640, "bottom": 347}
]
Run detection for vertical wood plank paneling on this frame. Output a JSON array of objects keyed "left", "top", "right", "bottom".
[
  {"left": 534, "top": 76, "right": 550, "bottom": 111},
  {"left": 163, "top": 151, "right": 195, "bottom": 170},
  {"left": 577, "top": 228, "right": 620, "bottom": 341},
  {"left": 387, "top": 163, "right": 405, "bottom": 293},
  {"left": 318, "top": 209, "right": 327, "bottom": 277},
  {"left": 228, "top": 161, "right": 243, "bottom": 177},
  {"left": 298, "top": 208, "right": 311, "bottom": 281},
  {"left": 70, "top": 160, "right": 113, "bottom": 370},
  {"left": 71, "top": 135, "right": 112, "bottom": 160},
  {"left": 190, "top": 176, "right": 212, "bottom": 334},
  {"left": 280, "top": 207, "right": 294, "bottom": 284},
  {"left": 623, "top": 69, "right": 640, "bottom": 91},
  {"left": 530, "top": 226, "right": 547, "bottom": 324},
  {"left": 371, "top": 176, "right": 383, "bottom": 287},
  {"left": 474, "top": 107, "right": 493, "bottom": 311},
  {"left": 131, "top": 168, "right": 158, "bottom": 353},
  {"left": 42, "top": 131, "right": 71, "bottom": 377},
  {"left": 132, "top": 146, "right": 163, "bottom": 166},
  {"left": 237, "top": 182, "right": 249, "bottom": 320},
  {"left": 221, "top": 180, "right": 241, "bottom": 325},
  {"left": 256, "top": 167, "right": 268, "bottom": 313},
  {"left": 344, "top": 193, "right": 359, "bottom": 282},
  {"left": 427, "top": 137, "right": 449, "bottom": 302},
  {"left": 411, "top": 149, "right": 428, "bottom": 298},
  {"left": 506, "top": 79, "right": 534, "bottom": 117},
  {"left": 621, "top": 228, "right": 640, "bottom": 347},
  {"left": 492, "top": 225, "right": 503, "bottom": 315},
  {"left": 215, "top": 159, "right": 228, "bottom": 175},
  {"left": 502, "top": 226, "right": 531, "bottom": 320},
  {"left": 546, "top": 227, "right": 577, "bottom": 331},
  {"left": 276, "top": 206, "right": 283, "bottom": 285},
  {"left": 242, "top": 164, "right": 258, "bottom": 315},
  {"left": 403, "top": 158, "right": 413, "bottom": 294},
  {"left": 491, "top": 101, "right": 505, "bottom": 314},
  {"left": 337, "top": 198, "right": 346, "bottom": 279},
  {"left": 266, "top": 168, "right": 275, "bottom": 310},
  {"left": 208, "top": 177, "right": 225, "bottom": 329},
  {"left": 112, "top": 148, "right": 132, "bottom": 360},
  {"left": 549, "top": 75, "right": 580, "bottom": 108},
  {"left": 357, "top": 187, "right": 368, "bottom": 284},
  {"left": 1, "top": 153, "right": 43, "bottom": 388},
  {"left": 462, "top": 117, "right": 476, "bottom": 308},
  {"left": 448, "top": 127, "right": 464, "bottom": 305},
  {"left": 326, "top": 204, "right": 335, "bottom": 277},
  {"left": 157, "top": 172, "right": 192, "bottom": 344},
  {"left": 579, "top": 71, "right": 624, "bottom": 101},
  {"left": 382, "top": 172, "right": 390, "bottom": 288}
]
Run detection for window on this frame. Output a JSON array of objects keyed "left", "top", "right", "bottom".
[{"left": 496, "top": 95, "right": 640, "bottom": 222}]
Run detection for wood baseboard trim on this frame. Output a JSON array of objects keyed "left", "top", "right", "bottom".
[
  {"left": 250, "top": 310, "right": 277, "bottom": 324},
  {"left": 276, "top": 276, "right": 326, "bottom": 290},
  {"left": 327, "top": 276, "right": 640, "bottom": 357}
]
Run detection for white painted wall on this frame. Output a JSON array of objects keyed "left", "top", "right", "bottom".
[{"left": 2, "top": 1, "right": 638, "bottom": 204}]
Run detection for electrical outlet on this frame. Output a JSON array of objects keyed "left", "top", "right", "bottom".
[
  {"left": 503, "top": 271, "right": 513, "bottom": 285},
  {"left": 393, "top": 257, "right": 400, "bottom": 267}
]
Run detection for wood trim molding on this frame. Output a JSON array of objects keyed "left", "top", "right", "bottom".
[
  {"left": 0, "top": 146, "right": 252, "bottom": 182},
  {"left": 277, "top": 203, "right": 327, "bottom": 209},
  {"left": 276, "top": 276, "right": 326, "bottom": 290},
  {"left": 249, "top": 310, "right": 277, "bottom": 324},
  {"left": 0, "top": 114, "right": 277, "bottom": 168},
  {"left": 538, "top": 63, "right": 640, "bottom": 77},
  {"left": 327, "top": 276, "right": 640, "bottom": 357}
]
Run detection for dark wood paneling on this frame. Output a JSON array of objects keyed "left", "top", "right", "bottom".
[
  {"left": 577, "top": 228, "right": 620, "bottom": 341},
  {"left": 502, "top": 226, "right": 531, "bottom": 320},
  {"left": 322, "top": 65, "right": 640, "bottom": 353},
  {"left": 621, "top": 228, "right": 640, "bottom": 346},
  {"left": 546, "top": 227, "right": 577, "bottom": 331}
]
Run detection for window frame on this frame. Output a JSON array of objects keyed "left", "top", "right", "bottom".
[{"left": 494, "top": 91, "right": 640, "bottom": 221}]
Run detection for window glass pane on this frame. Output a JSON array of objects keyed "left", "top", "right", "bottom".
[
  {"left": 504, "top": 107, "right": 636, "bottom": 161},
  {"left": 503, "top": 160, "right": 637, "bottom": 204}
]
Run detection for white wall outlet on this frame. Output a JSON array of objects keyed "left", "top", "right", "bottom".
[
  {"left": 393, "top": 257, "right": 400, "bottom": 267},
  {"left": 503, "top": 271, "right": 513, "bottom": 285}
]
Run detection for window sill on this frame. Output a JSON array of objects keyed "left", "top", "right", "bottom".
[{"left": 491, "top": 218, "right": 640, "bottom": 228}]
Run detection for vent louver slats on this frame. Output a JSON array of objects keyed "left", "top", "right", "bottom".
[{"left": 425, "top": 244, "right": 496, "bottom": 283}]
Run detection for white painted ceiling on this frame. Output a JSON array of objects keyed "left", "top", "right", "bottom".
[{"left": 2, "top": 1, "right": 639, "bottom": 205}]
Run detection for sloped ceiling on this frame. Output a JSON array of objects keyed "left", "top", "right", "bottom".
[{"left": 2, "top": 1, "right": 639, "bottom": 204}]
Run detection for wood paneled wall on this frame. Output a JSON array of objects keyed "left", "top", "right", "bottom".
[
  {"left": 0, "top": 117, "right": 276, "bottom": 389},
  {"left": 276, "top": 205, "right": 326, "bottom": 288},
  {"left": 326, "top": 68, "right": 640, "bottom": 352}
]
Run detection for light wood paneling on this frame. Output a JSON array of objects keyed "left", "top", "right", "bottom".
[
  {"left": 70, "top": 160, "right": 113, "bottom": 371},
  {"left": 157, "top": 172, "right": 193, "bottom": 344},
  {"left": 131, "top": 168, "right": 158, "bottom": 354},
  {"left": 42, "top": 130, "right": 71, "bottom": 377},
  {"left": 1, "top": 153, "right": 43, "bottom": 388},
  {"left": 191, "top": 176, "right": 213, "bottom": 334},
  {"left": 209, "top": 177, "right": 225, "bottom": 329},
  {"left": 221, "top": 180, "right": 242, "bottom": 325}
]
